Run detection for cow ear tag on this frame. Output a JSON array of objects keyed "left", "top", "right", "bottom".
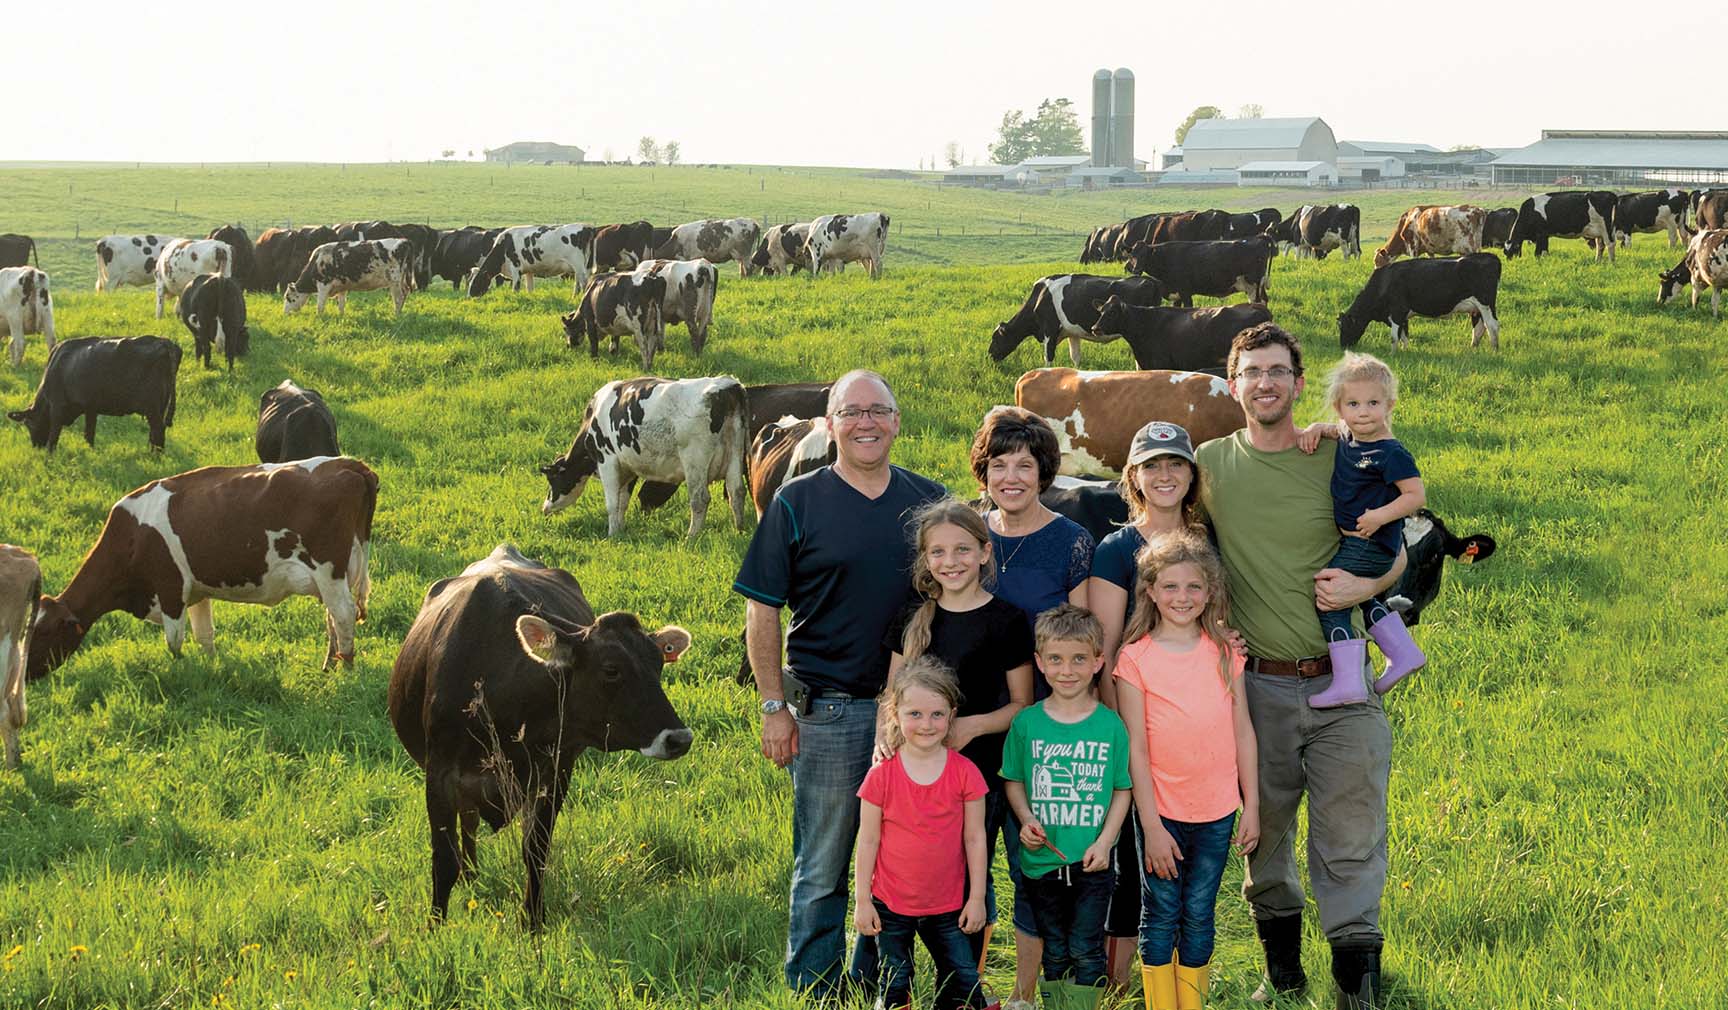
[
  {"left": 654, "top": 626, "right": 692, "bottom": 664},
  {"left": 515, "top": 615, "right": 559, "bottom": 663}
]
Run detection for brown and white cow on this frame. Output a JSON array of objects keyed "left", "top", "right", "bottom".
[
  {"left": 747, "top": 414, "right": 834, "bottom": 518},
  {"left": 656, "top": 219, "right": 762, "bottom": 277},
  {"left": 561, "top": 273, "right": 668, "bottom": 368},
  {"left": 1374, "top": 205, "right": 1487, "bottom": 268},
  {"left": 807, "top": 212, "right": 889, "bottom": 278},
  {"left": 284, "top": 239, "right": 412, "bottom": 316},
  {"left": 1, "top": 544, "right": 38, "bottom": 768},
  {"left": 95, "top": 234, "right": 180, "bottom": 292},
  {"left": 631, "top": 258, "right": 718, "bottom": 353},
  {"left": 153, "top": 238, "right": 232, "bottom": 318},
  {"left": 26, "top": 458, "right": 378, "bottom": 679},
  {"left": 1658, "top": 228, "right": 1728, "bottom": 320},
  {"left": 1, "top": 267, "right": 55, "bottom": 367},
  {"left": 1015, "top": 367, "right": 1246, "bottom": 476}
]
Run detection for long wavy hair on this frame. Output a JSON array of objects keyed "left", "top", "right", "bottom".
[
  {"left": 900, "top": 498, "right": 995, "bottom": 662},
  {"left": 1120, "top": 529, "right": 1236, "bottom": 690},
  {"left": 881, "top": 655, "right": 964, "bottom": 753},
  {"left": 1118, "top": 455, "right": 1203, "bottom": 529}
]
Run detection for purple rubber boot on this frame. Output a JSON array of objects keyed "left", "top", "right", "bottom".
[
  {"left": 1309, "top": 638, "right": 1369, "bottom": 709},
  {"left": 1368, "top": 612, "right": 1427, "bottom": 695}
]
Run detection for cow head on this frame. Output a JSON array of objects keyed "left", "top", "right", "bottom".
[
  {"left": 515, "top": 611, "right": 693, "bottom": 759},
  {"left": 26, "top": 595, "right": 88, "bottom": 680},
  {"left": 559, "top": 310, "right": 584, "bottom": 349},
  {"left": 282, "top": 288, "right": 311, "bottom": 314},
  {"left": 538, "top": 435, "right": 600, "bottom": 514},
  {"left": 988, "top": 321, "right": 1027, "bottom": 361},
  {"left": 750, "top": 243, "right": 773, "bottom": 272},
  {"left": 1337, "top": 310, "right": 1370, "bottom": 348},
  {"left": 1090, "top": 295, "right": 1130, "bottom": 338},
  {"left": 1122, "top": 242, "right": 1154, "bottom": 276},
  {"left": 7, "top": 405, "right": 51, "bottom": 448},
  {"left": 1372, "top": 248, "right": 1395, "bottom": 269},
  {"left": 1658, "top": 261, "right": 1690, "bottom": 304}
]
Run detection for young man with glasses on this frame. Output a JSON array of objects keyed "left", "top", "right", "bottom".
[
  {"left": 1194, "top": 323, "right": 1405, "bottom": 1010},
  {"left": 734, "top": 369, "right": 948, "bottom": 999}
]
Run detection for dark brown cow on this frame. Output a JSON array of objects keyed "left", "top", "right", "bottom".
[
  {"left": 1015, "top": 367, "right": 1245, "bottom": 476},
  {"left": 590, "top": 221, "right": 655, "bottom": 272},
  {"left": 26, "top": 458, "right": 377, "bottom": 679},
  {"left": 256, "top": 380, "right": 339, "bottom": 463},
  {"left": 1694, "top": 191, "right": 1728, "bottom": 232},
  {"left": 255, "top": 226, "right": 340, "bottom": 293},
  {"left": 0, "top": 234, "right": 40, "bottom": 270},
  {"left": 1089, "top": 299, "right": 1272, "bottom": 372},
  {"left": 206, "top": 225, "right": 259, "bottom": 291},
  {"left": 387, "top": 544, "right": 692, "bottom": 927}
]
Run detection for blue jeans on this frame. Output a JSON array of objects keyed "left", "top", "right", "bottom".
[
  {"left": 873, "top": 899, "right": 988, "bottom": 1010},
  {"left": 1023, "top": 862, "right": 1116, "bottom": 986},
  {"left": 1137, "top": 812, "right": 1236, "bottom": 967},
  {"left": 1319, "top": 536, "right": 1395, "bottom": 640},
  {"left": 981, "top": 787, "right": 1038, "bottom": 936},
  {"left": 785, "top": 695, "right": 878, "bottom": 995}
]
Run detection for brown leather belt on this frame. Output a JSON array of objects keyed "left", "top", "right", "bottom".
[{"left": 1247, "top": 654, "right": 1332, "bottom": 678}]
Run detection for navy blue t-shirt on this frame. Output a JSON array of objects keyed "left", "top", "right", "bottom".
[
  {"left": 1332, "top": 435, "right": 1420, "bottom": 556},
  {"left": 1091, "top": 524, "right": 1147, "bottom": 630},
  {"left": 987, "top": 513, "right": 1095, "bottom": 628},
  {"left": 734, "top": 465, "right": 947, "bottom": 697}
]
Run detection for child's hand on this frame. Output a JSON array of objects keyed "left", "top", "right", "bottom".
[
  {"left": 958, "top": 896, "right": 987, "bottom": 934},
  {"left": 1081, "top": 839, "right": 1111, "bottom": 872},
  {"left": 1296, "top": 424, "right": 1326, "bottom": 454},
  {"left": 1354, "top": 511, "right": 1385, "bottom": 539},
  {"left": 855, "top": 901, "right": 880, "bottom": 936},
  {"left": 1018, "top": 819, "right": 1048, "bottom": 851},
  {"left": 1143, "top": 823, "right": 1184, "bottom": 880},
  {"left": 1216, "top": 621, "right": 1245, "bottom": 656},
  {"left": 1234, "top": 809, "right": 1260, "bottom": 855}
]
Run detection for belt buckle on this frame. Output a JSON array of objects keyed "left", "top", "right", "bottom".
[{"left": 1296, "top": 657, "right": 1326, "bottom": 678}]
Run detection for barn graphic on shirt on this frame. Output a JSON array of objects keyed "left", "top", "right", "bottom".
[{"left": 1031, "top": 763, "right": 1081, "bottom": 803}]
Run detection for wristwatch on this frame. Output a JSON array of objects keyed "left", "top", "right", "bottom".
[{"left": 760, "top": 699, "right": 788, "bottom": 716}]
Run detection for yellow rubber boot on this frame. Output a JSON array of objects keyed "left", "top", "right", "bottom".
[
  {"left": 1174, "top": 963, "right": 1210, "bottom": 1009},
  {"left": 1141, "top": 962, "right": 1177, "bottom": 1010}
]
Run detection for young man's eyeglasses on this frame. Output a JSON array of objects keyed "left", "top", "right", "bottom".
[
  {"left": 1236, "top": 366, "right": 1297, "bottom": 382},
  {"left": 832, "top": 406, "right": 898, "bottom": 422}
]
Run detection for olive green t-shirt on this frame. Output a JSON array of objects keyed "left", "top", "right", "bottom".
[{"left": 1197, "top": 429, "right": 1357, "bottom": 661}]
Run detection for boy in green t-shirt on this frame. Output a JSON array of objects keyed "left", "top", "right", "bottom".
[{"left": 1001, "top": 605, "right": 1133, "bottom": 1010}]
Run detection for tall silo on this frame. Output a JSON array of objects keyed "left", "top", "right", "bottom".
[
  {"left": 1091, "top": 69, "right": 1113, "bottom": 168},
  {"left": 1111, "top": 68, "right": 1135, "bottom": 169}
]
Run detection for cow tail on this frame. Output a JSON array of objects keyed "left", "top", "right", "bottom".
[
  {"left": 29, "top": 238, "right": 38, "bottom": 269},
  {"left": 349, "top": 465, "right": 380, "bottom": 620}
]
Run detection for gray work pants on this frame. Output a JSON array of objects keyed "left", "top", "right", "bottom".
[{"left": 1241, "top": 666, "right": 1392, "bottom": 946}]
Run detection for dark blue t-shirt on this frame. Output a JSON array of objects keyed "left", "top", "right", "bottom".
[
  {"left": 1091, "top": 524, "right": 1147, "bottom": 630},
  {"left": 734, "top": 465, "right": 947, "bottom": 697},
  {"left": 1332, "top": 435, "right": 1420, "bottom": 556},
  {"left": 988, "top": 513, "right": 1095, "bottom": 628}
]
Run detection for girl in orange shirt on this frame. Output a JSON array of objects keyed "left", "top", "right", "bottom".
[{"left": 1113, "top": 531, "right": 1259, "bottom": 1010}]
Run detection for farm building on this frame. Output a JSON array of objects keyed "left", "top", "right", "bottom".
[
  {"left": 1238, "top": 161, "right": 1336, "bottom": 187},
  {"left": 1179, "top": 117, "right": 1338, "bottom": 172},
  {"left": 941, "top": 164, "right": 1036, "bottom": 188},
  {"left": 1338, "top": 140, "right": 1438, "bottom": 160},
  {"left": 484, "top": 141, "right": 585, "bottom": 164},
  {"left": 1064, "top": 166, "right": 1143, "bottom": 188},
  {"left": 1490, "top": 131, "right": 1728, "bottom": 186},
  {"left": 1161, "top": 146, "right": 1184, "bottom": 170},
  {"left": 1338, "top": 156, "right": 1405, "bottom": 182}
]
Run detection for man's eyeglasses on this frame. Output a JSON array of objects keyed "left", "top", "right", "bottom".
[
  {"left": 832, "top": 406, "right": 898, "bottom": 422},
  {"left": 1236, "top": 366, "right": 1297, "bottom": 382}
]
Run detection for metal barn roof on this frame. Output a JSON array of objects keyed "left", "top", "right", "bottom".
[
  {"left": 1341, "top": 140, "right": 1439, "bottom": 155},
  {"left": 1184, "top": 118, "right": 1328, "bottom": 150},
  {"left": 1238, "top": 161, "right": 1330, "bottom": 172},
  {"left": 1494, "top": 131, "right": 1728, "bottom": 169},
  {"left": 1017, "top": 155, "right": 1093, "bottom": 168}
]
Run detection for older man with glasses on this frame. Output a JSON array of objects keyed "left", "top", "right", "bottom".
[{"left": 734, "top": 368, "right": 948, "bottom": 1000}]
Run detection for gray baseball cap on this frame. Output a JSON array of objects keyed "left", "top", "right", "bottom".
[{"left": 1126, "top": 421, "right": 1196, "bottom": 466}]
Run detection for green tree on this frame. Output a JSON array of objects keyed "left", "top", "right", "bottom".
[
  {"left": 663, "top": 141, "right": 681, "bottom": 166},
  {"left": 1174, "top": 106, "right": 1223, "bottom": 145},
  {"left": 989, "top": 110, "right": 1032, "bottom": 164},
  {"left": 989, "top": 98, "right": 1087, "bottom": 164},
  {"left": 637, "top": 136, "right": 659, "bottom": 163}
]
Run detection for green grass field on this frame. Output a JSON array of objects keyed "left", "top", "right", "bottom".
[{"left": 0, "top": 164, "right": 1721, "bottom": 1009}]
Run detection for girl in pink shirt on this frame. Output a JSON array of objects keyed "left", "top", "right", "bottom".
[
  {"left": 855, "top": 656, "right": 994, "bottom": 1010},
  {"left": 1113, "top": 531, "right": 1259, "bottom": 1010}
]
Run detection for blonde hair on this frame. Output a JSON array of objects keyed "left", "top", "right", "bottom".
[
  {"left": 1120, "top": 530, "right": 1236, "bottom": 689},
  {"left": 900, "top": 498, "right": 996, "bottom": 662},
  {"left": 1034, "top": 603, "right": 1104, "bottom": 655},
  {"left": 881, "top": 655, "right": 964, "bottom": 752},
  {"left": 1326, "top": 352, "right": 1399, "bottom": 413}
]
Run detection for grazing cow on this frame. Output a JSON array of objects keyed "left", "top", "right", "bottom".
[
  {"left": 561, "top": 273, "right": 668, "bottom": 368},
  {"left": 657, "top": 219, "right": 762, "bottom": 277},
  {"left": 285, "top": 239, "right": 412, "bottom": 316},
  {"left": 1480, "top": 208, "right": 1519, "bottom": 250},
  {"left": 1090, "top": 299, "right": 1272, "bottom": 372},
  {"left": 1658, "top": 228, "right": 1728, "bottom": 320},
  {"left": 1223, "top": 208, "right": 1283, "bottom": 239},
  {"left": 1385, "top": 509, "right": 1496, "bottom": 627},
  {"left": 1080, "top": 226, "right": 1111, "bottom": 264},
  {"left": 206, "top": 225, "right": 259, "bottom": 291},
  {"left": 807, "top": 212, "right": 890, "bottom": 278},
  {"left": 1144, "top": 210, "right": 1231, "bottom": 245},
  {"left": 0, "top": 544, "right": 37, "bottom": 768},
  {"left": 752, "top": 222, "right": 811, "bottom": 275},
  {"left": 8, "top": 336, "right": 179, "bottom": 451},
  {"left": 1614, "top": 190, "right": 1692, "bottom": 248},
  {"left": 154, "top": 238, "right": 232, "bottom": 318},
  {"left": 1504, "top": 191, "right": 1616, "bottom": 260},
  {"left": 1041, "top": 476, "right": 1127, "bottom": 544},
  {"left": 743, "top": 382, "right": 831, "bottom": 440},
  {"left": 538, "top": 375, "right": 748, "bottom": 538},
  {"left": 257, "top": 225, "right": 340, "bottom": 293},
  {"left": 1694, "top": 191, "right": 1728, "bottom": 231},
  {"left": 990, "top": 274, "right": 1168, "bottom": 365},
  {"left": 631, "top": 258, "right": 718, "bottom": 353},
  {"left": 256, "top": 380, "right": 339, "bottom": 463},
  {"left": 1263, "top": 211, "right": 1301, "bottom": 252},
  {"left": 1374, "top": 205, "right": 1487, "bottom": 267},
  {"left": 1339, "top": 253, "right": 1503, "bottom": 350},
  {"left": 467, "top": 224, "right": 595, "bottom": 296},
  {"left": 433, "top": 227, "right": 502, "bottom": 290},
  {"left": 1, "top": 267, "right": 55, "bottom": 367},
  {"left": 387, "top": 543, "right": 692, "bottom": 927},
  {"left": 746, "top": 414, "right": 834, "bottom": 518},
  {"left": 1123, "top": 237, "right": 1275, "bottom": 306},
  {"left": 336, "top": 222, "right": 439, "bottom": 291},
  {"left": 1015, "top": 367, "right": 1246, "bottom": 476},
  {"left": 94, "top": 234, "right": 178, "bottom": 291},
  {"left": 177, "top": 274, "right": 250, "bottom": 370},
  {"left": 1290, "top": 205, "right": 1361, "bottom": 260},
  {"left": 589, "top": 221, "right": 655, "bottom": 273},
  {"left": 26, "top": 457, "right": 377, "bottom": 678},
  {"left": 0, "top": 235, "right": 37, "bottom": 270}
]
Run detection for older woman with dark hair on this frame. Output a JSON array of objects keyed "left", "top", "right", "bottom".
[{"left": 967, "top": 405, "right": 1096, "bottom": 1010}]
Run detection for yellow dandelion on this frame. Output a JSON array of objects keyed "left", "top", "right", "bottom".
[
  {"left": 347, "top": 959, "right": 356, "bottom": 969},
  {"left": 68, "top": 945, "right": 88, "bottom": 959},
  {"left": 493, "top": 911, "right": 504, "bottom": 920},
  {"left": 466, "top": 898, "right": 478, "bottom": 911},
  {"left": 239, "top": 943, "right": 261, "bottom": 956},
  {"left": 284, "top": 969, "right": 298, "bottom": 982},
  {"left": 1401, "top": 880, "right": 1413, "bottom": 890},
  {"left": 2, "top": 945, "right": 21, "bottom": 960},
  {"left": 223, "top": 975, "right": 235, "bottom": 989}
]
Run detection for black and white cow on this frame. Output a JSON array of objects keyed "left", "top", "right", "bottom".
[
  {"left": 285, "top": 239, "right": 412, "bottom": 316},
  {"left": 8, "top": 336, "right": 179, "bottom": 451},
  {"left": 334, "top": 221, "right": 439, "bottom": 291},
  {"left": 1, "top": 267, "right": 55, "bottom": 368},
  {"left": 0, "top": 235, "right": 37, "bottom": 270},
  {"left": 154, "top": 238, "right": 232, "bottom": 318},
  {"left": 656, "top": 219, "right": 762, "bottom": 277},
  {"left": 1089, "top": 298, "right": 1272, "bottom": 372},
  {"left": 1123, "top": 237, "right": 1275, "bottom": 306},
  {"left": 1480, "top": 207, "right": 1519, "bottom": 250},
  {"left": 807, "top": 213, "right": 889, "bottom": 277},
  {"left": 1338, "top": 253, "right": 1502, "bottom": 351},
  {"left": 177, "top": 274, "right": 250, "bottom": 370},
  {"left": 433, "top": 227, "right": 502, "bottom": 290},
  {"left": 1658, "top": 228, "right": 1728, "bottom": 320},
  {"left": 467, "top": 224, "right": 594, "bottom": 296},
  {"left": 561, "top": 273, "right": 669, "bottom": 368},
  {"left": 1614, "top": 189, "right": 1692, "bottom": 248},
  {"left": 1694, "top": 190, "right": 1728, "bottom": 231},
  {"left": 1503, "top": 191, "right": 1616, "bottom": 260},
  {"left": 989, "top": 274, "right": 1167, "bottom": 364},
  {"left": 1386, "top": 509, "right": 1496, "bottom": 626},
  {"left": 256, "top": 380, "right": 339, "bottom": 463},
  {"left": 539, "top": 376, "right": 748, "bottom": 538},
  {"left": 95, "top": 234, "right": 178, "bottom": 291},
  {"left": 752, "top": 222, "right": 811, "bottom": 275},
  {"left": 589, "top": 221, "right": 656, "bottom": 273},
  {"left": 631, "top": 259, "right": 718, "bottom": 353},
  {"left": 1290, "top": 205, "right": 1361, "bottom": 260},
  {"left": 1223, "top": 208, "right": 1282, "bottom": 239}
]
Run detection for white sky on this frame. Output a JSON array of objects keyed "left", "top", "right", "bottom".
[{"left": 9, "top": 0, "right": 1723, "bottom": 167}]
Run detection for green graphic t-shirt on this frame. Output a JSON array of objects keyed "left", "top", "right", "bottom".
[{"left": 1000, "top": 701, "right": 1132, "bottom": 879}]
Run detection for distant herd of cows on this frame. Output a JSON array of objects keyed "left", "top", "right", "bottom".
[{"left": 0, "top": 184, "right": 1712, "bottom": 922}]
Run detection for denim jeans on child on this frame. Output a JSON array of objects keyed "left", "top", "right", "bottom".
[
  {"left": 1318, "top": 535, "right": 1397, "bottom": 640},
  {"left": 1022, "top": 861, "right": 1116, "bottom": 986},
  {"left": 872, "top": 899, "right": 988, "bottom": 1010},
  {"left": 979, "top": 788, "right": 1039, "bottom": 942},
  {"left": 1137, "top": 811, "right": 1237, "bottom": 967}
]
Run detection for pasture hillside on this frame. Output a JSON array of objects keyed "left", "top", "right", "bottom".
[{"left": 0, "top": 166, "right": 1723, "bottom": 1009}]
